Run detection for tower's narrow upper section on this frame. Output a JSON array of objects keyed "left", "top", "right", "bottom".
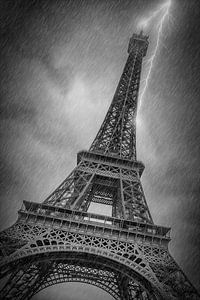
[
  {"left": 89, "top": 31, "right": 149, "bottom": 161},
  {"left": 128, "top": 31, "right": 148, "bottom": 55}
]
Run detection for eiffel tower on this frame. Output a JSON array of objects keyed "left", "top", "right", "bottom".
[{"left": 0, "top": 31, "right": 199, "bottom": 300}]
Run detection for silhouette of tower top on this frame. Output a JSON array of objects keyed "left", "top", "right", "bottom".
[{"left": 128, "top": 30, "right": 149, "bottom": 55}]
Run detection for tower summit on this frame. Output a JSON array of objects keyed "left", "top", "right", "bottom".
[{"left": 0, "top": 32, "right": 199, "bottom": 300}]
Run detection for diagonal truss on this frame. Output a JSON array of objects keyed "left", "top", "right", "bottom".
[{"left": 41, "top": 152, "right": 152, "bottom": 223}]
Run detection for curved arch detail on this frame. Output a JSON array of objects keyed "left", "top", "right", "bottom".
[
  {"left": 3, "top": 243, "right": 161, "bottom": 286},
  {"left": 1, "top": 250, "right": 163, "bottom": 300},
  {"left": 2, "top": 251, "right": 162, "bottom": 300},
  {"left": 0, "top": 222, "right": 169, "bottom": 299}
]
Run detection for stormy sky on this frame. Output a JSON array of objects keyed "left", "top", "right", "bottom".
[{"left": 0, "top": 0, "right": 200, "bottom": 298}]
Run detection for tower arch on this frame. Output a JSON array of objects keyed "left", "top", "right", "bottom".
[{"left": 1, "top": 252, "right": 161, "bottom": 300}]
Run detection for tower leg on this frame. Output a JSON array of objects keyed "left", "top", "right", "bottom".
[
  {"left": 117, "top": 274, "right": 155, "bottom": 300},
  {"left": 117, "top": 275, "right": 130, "bottom": 300},
  {"left": 0, "top": 261, "right": 52, "bottom": 300}
]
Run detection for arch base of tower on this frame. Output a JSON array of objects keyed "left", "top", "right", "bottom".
[{"left": 0, "top": 251, "right": 163, "bottom": 300}]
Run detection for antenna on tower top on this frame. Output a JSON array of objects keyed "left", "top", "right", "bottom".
[{"left": 139, "top": 29, "right": 144, "bottom": 36}]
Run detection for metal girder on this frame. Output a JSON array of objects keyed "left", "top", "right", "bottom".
[{"left": 42, "top": 156, "right": 152, "bottom": 222}]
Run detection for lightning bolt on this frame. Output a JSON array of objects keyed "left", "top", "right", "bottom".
[{"left": 138, "top": 0, "right": 171, "bottom": 110}]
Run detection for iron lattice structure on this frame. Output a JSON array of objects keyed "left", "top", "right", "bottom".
[{"left": 0, "top": 32, "right": 199, "bottom": 300}]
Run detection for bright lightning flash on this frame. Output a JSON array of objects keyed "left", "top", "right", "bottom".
[{"left": 138, "top": 0, "right": 172, "bottom": 109}]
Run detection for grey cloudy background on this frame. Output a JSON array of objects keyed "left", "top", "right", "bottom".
[{"left": 0, "top": 0, "right": 200, "bottom": 298}]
